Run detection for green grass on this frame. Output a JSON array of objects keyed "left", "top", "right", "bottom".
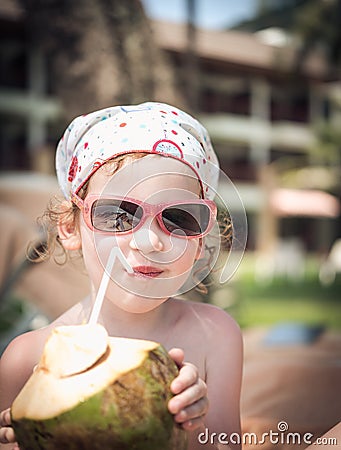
[
  {"left": 209, "top": 254, "right": 341, "bottom": 329},
  {"left": 234, "top": 295, "right": 341, "bottom": 329}
]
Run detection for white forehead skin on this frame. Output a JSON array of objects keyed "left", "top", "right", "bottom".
[{"left": 87, "top": 154, "right": 202, "bottom": 202}]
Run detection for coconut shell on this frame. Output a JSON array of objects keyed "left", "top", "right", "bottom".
[{"left": 11, "top": 325, "right": 187, "bottom": 450}]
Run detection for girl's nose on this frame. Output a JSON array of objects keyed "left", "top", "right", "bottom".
[{"left": 128, "top": 217, "right": 164, "bottom": 253}]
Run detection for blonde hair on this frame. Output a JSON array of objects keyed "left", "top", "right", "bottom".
[{"left": 32, "top": 153, "right": 149, "bottom": 263}]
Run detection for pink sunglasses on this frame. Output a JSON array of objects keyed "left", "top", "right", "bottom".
[{"left": 72, "top": 193, "right": 217, "bottom": 239}]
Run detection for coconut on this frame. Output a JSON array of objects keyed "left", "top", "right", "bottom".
[{"left": 11, "top": 324, "right": 187, "bottom": 450}]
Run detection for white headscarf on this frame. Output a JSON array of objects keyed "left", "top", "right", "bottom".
[{"left": 56, "top": 102, "right": 219, "bottom": 200}]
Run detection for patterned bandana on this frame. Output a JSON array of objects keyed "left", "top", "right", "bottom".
[{"left": 56, "top": 102, "right": 219, "bottom": 200}]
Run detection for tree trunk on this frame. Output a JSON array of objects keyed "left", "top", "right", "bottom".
[{"left": 19, "top": 0, "right": 182, "bottom": 121}]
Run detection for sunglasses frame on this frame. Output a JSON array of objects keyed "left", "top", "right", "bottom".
[{"left": 72, "top": 193, "right": 217, "bottom": 239}]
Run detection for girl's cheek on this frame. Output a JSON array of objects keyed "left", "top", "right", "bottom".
[{"left": 80, "top": 228, "right": 103, "bottom": 281}]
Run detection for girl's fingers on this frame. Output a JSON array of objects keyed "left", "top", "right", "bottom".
[
  {"left": 0, "top": 424, "right": 16, "bottom": 444},
  {"left": 181, "top": 416, "right": 206, "bottom": 431},
  {"left": 0, "top": 408, "right": 11, "bottom": 427},
  {"left": 0, "top": 408, "right": 17, "bottom": 445},
  {"left": 168, "top": 348, "right": 185, "bottom": 369},
  {"left": 167, "top": 352, "right": 208, "bottom": 426},
  {"left": 174, "top": 396, "right": 209, "bottom": 424},
  {"left": 169, "top": 377, "right": 207, "bottom": 414},
  {"left": 170, "top": 363, "right": 199, "bottom": 395}
]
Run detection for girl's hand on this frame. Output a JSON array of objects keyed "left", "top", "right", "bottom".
[
  {"left": 0, "top": 408, "right": 19, "bottom": 449},
  {"left": 168, "top": 348, "right": 209, "bottom": 431}
]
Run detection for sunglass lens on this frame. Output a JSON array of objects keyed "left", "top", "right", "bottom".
[
  {"left": 91, "top": 199, "right": 142, "bottom": 232},
  {"left": 162, "top": 203, "right": 210, "bottom": 236}
]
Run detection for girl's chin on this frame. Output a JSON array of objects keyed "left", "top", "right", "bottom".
[
  {"left": 111, "top": 300, "right": 167, "bottom": 315},
  {"left": 104, "top": 272, "right": 184, "bottom": 301},
  {"left": 103, "top": 288, "right": 168, "bottom": 313}
]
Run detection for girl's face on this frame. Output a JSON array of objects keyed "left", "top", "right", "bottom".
[{"left": 79, "top": 155, "right": 204, "bottom": 313}]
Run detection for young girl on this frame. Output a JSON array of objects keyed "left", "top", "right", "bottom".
[{"left": 0, "top": 102, "right": 243, "bottom": 450}]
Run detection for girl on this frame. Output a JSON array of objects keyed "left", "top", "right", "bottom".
[{"left": 0, "top": 102, "right": 243, "bottom": 449}]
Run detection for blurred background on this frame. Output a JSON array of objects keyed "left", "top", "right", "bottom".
[{"left": 0, "top": 0, "right": 340, "bottom": 447}]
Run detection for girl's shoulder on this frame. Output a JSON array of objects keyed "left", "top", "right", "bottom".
[
  {"left": 0, "top": 300, "right": 88, "bottom": 382},
  {"left": 0, "top": 326, "right": 54, "bottom": 407},
  {"left": 0, "top": 300, "right": 88, "bottom": 407},
  {"left": 168, "top": 299, "right": 243, "bottom": 381},
  {"left": 0, "top": 325, "right": 54, "bottom": 374},
  {"left": 172, "top": 297, "right": 242, "bottom": 341}
]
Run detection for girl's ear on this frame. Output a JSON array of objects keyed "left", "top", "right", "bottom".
[{"left": 57, "top": 202, "right": 82, "bottom": 251}]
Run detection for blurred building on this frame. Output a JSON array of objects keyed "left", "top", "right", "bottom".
[
  {"left": 0, "top": 2, "right": 340, "bottom": 256},
  {"left": 0, "top": 1, "right": 61, "bottom": 172}
]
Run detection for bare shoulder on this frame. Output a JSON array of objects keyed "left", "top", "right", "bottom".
[
  {"left": 2, "top": 326, "right": 50, "bottom": 364},
  {"left": 0, "top": 300, "right": 87, "bottom": 409},
  {"left": 170, "top": 298, "right": 243, "bottom": 375},
  {"left": 176, "top": 298, "right": 242, "bottom": 342},
  {"left": 0, "top": 327, "right": 52, "bottom": 408},
  {"left": 0, "top": 299, "right": 89, "bottom": 373}
]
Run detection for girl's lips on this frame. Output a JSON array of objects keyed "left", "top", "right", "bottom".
[{"left": 132, "top": 266, "right": 164, "bottom": 278}]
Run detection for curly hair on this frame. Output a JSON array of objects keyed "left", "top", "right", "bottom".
[{"left": 31, "top": 153, "right": 149, "bottom": 264}]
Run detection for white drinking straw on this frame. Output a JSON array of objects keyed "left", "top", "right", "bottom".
[{"left": 88, "top": 247, "right": 133, "bottom": 325}]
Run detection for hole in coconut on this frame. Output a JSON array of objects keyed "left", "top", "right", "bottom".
[
  {"left": 60, "top": 345, "right": 112, "bottom": 378},
  {"left": 39, "top": 324, "right": 109, "bottom": 378}
]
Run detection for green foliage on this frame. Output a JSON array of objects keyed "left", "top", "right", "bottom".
[
  {"left": 234, "top": 276, "right": 341, "bottom": 329},
  {"left": 294, "top": 0, "right": 341, "bottom": 67},
  {"left": 312, "top": 122, "right": 341, "bottom": 166},
  {"left": 211, "top": 255, "right": 341, "bottom": 329},
  {"left": 0, "top": 298, "right": 26, "bottom": 334}
]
